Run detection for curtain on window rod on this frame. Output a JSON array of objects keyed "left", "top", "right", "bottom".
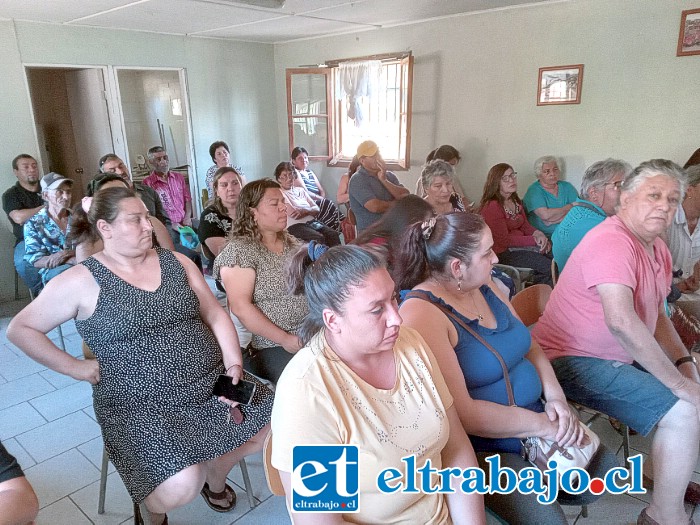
[{"left": 335, "top": 60, "right": 382, "bottom": 127}]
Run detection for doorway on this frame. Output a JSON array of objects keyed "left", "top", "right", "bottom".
[{"left": 25, "top": 66, "right": 114, "bottom": 198}]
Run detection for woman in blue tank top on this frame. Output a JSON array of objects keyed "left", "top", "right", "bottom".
[{"left": 394, "top": 212, "right": 617, "bottom": 525}]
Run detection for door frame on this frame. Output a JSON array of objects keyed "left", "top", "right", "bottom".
[
  {"left": 23, "top": 64, "right": 199, "bottom": 212},
  {"left": 111, "top": 66, "right": 199, "bottom": 212}
]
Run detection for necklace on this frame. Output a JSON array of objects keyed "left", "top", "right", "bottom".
[
  {"left": 503, "top": 200, "right": 521, "bottom": 219},
  {"left": 467, "top": 290, "right": 484, "bottom": 321},
  {"left": 432, "top": 278, "right": 484, "bottom": 321}
]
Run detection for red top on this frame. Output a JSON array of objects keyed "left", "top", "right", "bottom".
[{"left": 480, "top": 199, "right": 537, "bottom": 255}]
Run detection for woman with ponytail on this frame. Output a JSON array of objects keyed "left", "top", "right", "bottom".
[
  {"left": 271, "top": 242, "right": 486, "bottom": 525},
  {"left": 394, "top": 213, "right": 616, "bottom": 524}
]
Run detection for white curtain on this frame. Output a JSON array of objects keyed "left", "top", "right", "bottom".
[{"left": 335, "top": 60, "right": 382, "bottom": 127}]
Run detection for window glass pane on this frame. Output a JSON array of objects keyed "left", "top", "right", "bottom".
[
  {"left": 290, "top": 74, "right": 327, "bottom": 115},
  {"left": 293, "top": 117, "right": 328, "bottom": 157}
]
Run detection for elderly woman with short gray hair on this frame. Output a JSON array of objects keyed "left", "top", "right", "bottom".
[
  {"left": 420, "top": 160, "right": 467, "bottom": 214},
  {"left": 552, "top": 158, "right": 631, "bottom": 270},
  {"left": 523, "top": 155, "right": 579, "bottom": 237}
]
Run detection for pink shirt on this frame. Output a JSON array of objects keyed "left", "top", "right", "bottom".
[
  {"left": 533, "top": 215, "right": 672, "bottom": 364},
  {"left": 142, "top": 171, "right": 191, "bottom": 224},
  {"left": 480, "top": 199, "right": 537, "bottom": 255}
]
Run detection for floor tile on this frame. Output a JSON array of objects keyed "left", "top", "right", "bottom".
[
  {"left": 168, "top": 491, "right": 251, "bottom": 525},
  {"left": 29, "top": 381, "right": 94, "bottom": 421},
  {"left": 2, "top": 437, "right": 36, "bottom": 469},
  {"left": 0, "top": 372, "right": 55, "bottom": 410},
  {"left": 36, "top": 497, "right": 92, "bottom": 525},
  {"left": 77, "top": 436, "right": 114, "bottom": 475},
  {"left": 0, "top": 346, "right": 47, "bottom": 381},
  {"left": 234, "top": 494, "right": 290, "bottom": 525},
  {"left": 0, "top": 401, "right": 46, "bottom": 440},
  {"left": 228, "top": 452, "right": 272, "bottom": 503},
  {"left": 24, "top": 448, "right": 100, "bottom": 508},
  {"left": 39, "top": 368, "right": 80, "bottom": 389},
  {"left": 17, "top": 410, "right": 101, "bottom": 463},
  {"left": 71, "top": 471, "right": 134, "bottom": 525}
]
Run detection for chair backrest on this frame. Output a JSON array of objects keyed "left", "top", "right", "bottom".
[
  {"left": 511, "top": 283, "right": 552, "bottom": 327},
  {"left": 263, "top": 431, "right": 285, "bottom": 496},
  {"left": 551, "top": 259, "right": 559, "bottom": 286}
]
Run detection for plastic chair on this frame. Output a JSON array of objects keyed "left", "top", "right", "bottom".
[
  {"left": 551, "top": 259, "right": 560, "bottom": 286},
  {"left": 263, "top": 431, "right": 284, "bottom": 496}
]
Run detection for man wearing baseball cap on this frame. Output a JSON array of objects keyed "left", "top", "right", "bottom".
[
  {"left": 23, "top": 173, "right": 76, "bottom": 288},
  {"left": 348, "top": 140, "right": 409, "bottom": 231}
]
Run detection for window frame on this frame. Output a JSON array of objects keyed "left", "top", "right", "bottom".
[{"left": 285, "top": 52, "right": 413, "bottom": 171}]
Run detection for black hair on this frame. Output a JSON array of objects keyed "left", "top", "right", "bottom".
[
  {"left": 393, "top": 212, "right": 486, "bottom": 291},
  {"left": 286, "top": 244, "right": 386, "bottom": 345}
]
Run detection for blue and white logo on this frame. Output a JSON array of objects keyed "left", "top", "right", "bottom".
[{"left": 291, "top": 445, "right": 359, "bottom": 513}]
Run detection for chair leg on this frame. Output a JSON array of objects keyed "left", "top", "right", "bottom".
[
  {"left": 239, "top": 458, "right": 256, "bottom": 508},
  {"left": 622, "top": 424, "right": 631, "bottom": 465},
  {"left": 138, "top": 502, "right": 153, "bottom": 525},
  {"left": 56, "top": 323, "right": 66, "bottom": 351},
  {"left": 14, "top": 268, "right": 20, "bottom": 300},
  {"left": 98, "top": 447, "right": 109, "bottom": 514}
]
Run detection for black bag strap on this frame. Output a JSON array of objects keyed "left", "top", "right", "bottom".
[{"left": 403, "top": 290, "right": 516, "bottom": 406}]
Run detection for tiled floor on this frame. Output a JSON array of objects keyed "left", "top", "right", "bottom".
[{"left": 1, "top": 296, "right": 699, "bottom": 524}]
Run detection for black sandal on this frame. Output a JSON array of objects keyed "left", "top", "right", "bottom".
[{"left": 200, "top": 481, "right": 237, "bottom": 513}]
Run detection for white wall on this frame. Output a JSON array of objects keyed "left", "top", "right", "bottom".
[
  {"left": 0, "top": 20, "right": 278, "bottom": 302},
  {"left": 273, "top": 0, "right": 700, "bottom": 204}
]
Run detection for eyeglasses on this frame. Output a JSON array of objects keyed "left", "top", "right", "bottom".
[
  {"left": 604, "top": 181, "right": 623, "bottom": 190},
  {"left": 502, "top": 172, "right": 518, "bottom": 181}
]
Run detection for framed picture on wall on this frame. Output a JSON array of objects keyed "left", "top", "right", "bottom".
[
  {"left": 677, "top": 8, "right": 700, "bottom": 56},
  {"left": 537, "top": 64, "right": 583, "bottom": 106}
]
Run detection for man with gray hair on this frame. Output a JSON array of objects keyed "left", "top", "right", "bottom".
[
  {"left": 523, "top": 155, "right": 579, "bottom": 238},
  {"left": 535, "top": 159, "right": 700, "bottom": 524},
  {"left": 552, "top": 158, "right": 631, "bottom": 270}
]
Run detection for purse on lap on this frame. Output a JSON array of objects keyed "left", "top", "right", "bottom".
[{"left": 404, "top": 290, "right": 600, "bottom": 485}]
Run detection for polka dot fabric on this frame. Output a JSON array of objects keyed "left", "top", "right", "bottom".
[{"left": 76, "top": 248, "right": 273, "bottom": 502}]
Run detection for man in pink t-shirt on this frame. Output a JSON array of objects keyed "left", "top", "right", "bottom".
[{"left": 533, "top": 160, "right": 700, "bottom": 525}]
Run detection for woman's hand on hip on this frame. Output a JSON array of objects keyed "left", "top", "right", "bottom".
[{"left": 72, "top": 359, "right": 100, "bottom": 385}]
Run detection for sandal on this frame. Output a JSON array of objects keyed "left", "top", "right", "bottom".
[
  {"left": 201, "top": 481, "right": 237, "bottom": 513},
  {"left": 133, "top": 502, "right": 168, "bottom": 525}
]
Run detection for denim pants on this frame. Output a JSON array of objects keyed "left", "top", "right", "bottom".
[{"left": 14, "top": 241, "right": 42, "bottom": 295}]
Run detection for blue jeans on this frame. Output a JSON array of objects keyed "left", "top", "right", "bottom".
[
  {"left": 551, "top": 356, "right": 679, "bottom": 435},
  {"left": 14, "top": 241, "right": 42, "bottom": 296}
]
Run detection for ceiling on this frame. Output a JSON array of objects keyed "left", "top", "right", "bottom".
[{"left": 0, "top": 0, "right": 558, "bottom": 44}]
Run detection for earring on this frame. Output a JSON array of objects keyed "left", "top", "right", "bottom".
[{"left": 457, "top": 276, "right": 462, "bottom": 292}]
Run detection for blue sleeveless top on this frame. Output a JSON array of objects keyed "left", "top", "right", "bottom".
[{"left": 403, "top": 287, "right": 543, "bottom": 453}]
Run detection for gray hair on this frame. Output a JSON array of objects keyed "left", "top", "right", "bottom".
[
  {"left": 146, "top": 146, "right": 165, "bottom": 161},
  {"left": 580, "top": 158, "right": 632, "bottom": 198},
  {"left": 686, "top": 165, "right": 700, "bottom": 188},
  {"left": 534, "top": 155, "right": 559, "bottom": 177},
  {"left": 421, "top": 159, "right": 455, "bottom": 190},
  {"left": 622, "top": 159, "right": 687, "bottom": 197}
]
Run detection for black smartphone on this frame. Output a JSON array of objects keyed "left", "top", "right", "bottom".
[{"left": 212, "top": 375, "right": 256, "bottom": 405}]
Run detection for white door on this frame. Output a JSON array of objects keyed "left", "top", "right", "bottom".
[{"left": 64, "top": 69, "right": 114, "bottom": 190}]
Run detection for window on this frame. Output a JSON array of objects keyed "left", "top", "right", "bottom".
[{"left": 286, "top": 52, "right": 413, "bottom": 170}]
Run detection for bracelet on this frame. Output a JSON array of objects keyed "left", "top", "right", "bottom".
[
  {"left": 226, "top": 364, "right": 242, "bottom": 374},
  {"left": 675, "top": 355, "right": 698, "bottom": 368}
]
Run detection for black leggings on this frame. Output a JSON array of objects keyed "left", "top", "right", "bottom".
[
  {"left": 476, "top": 445, "right": 618, "bottom": 525},
  {"left": 243, "top": 345, "right": 294, "bottom": 384}
]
